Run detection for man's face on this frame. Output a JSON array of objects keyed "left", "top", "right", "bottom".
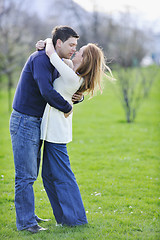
[{"left": 57, "top": 37, "right": 78, "bottom": 59}]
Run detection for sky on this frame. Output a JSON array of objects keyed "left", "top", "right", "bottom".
[
  {"left": 73, "top": 0, "right": 159, "bottom": 20},
  {"left": 73, "top": 0, "right": 160, "bottom": 31}
]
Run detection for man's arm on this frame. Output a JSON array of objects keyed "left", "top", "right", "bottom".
[{"left": 33, "top": 53, "right": 72, "bottom": 113}]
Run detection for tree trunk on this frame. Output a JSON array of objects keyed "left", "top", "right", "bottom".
[{"left": 8, "top": 72, "right": 12, "bottom": 113}]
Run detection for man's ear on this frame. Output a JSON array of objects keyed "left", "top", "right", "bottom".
[{"left": 56, "top": 39, "right": 62, "bottom": 48}]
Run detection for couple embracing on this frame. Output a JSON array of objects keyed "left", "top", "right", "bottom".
[{"left": 10, "top": 25, "right": 113, "bottom": 233}]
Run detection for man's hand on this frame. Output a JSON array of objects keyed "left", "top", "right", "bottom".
[
  {"left": 72, "top": 92, "right": 83, "bottom": 103},
  {"left": 64, "top": 109, "right": 73, "bottom": 118}
]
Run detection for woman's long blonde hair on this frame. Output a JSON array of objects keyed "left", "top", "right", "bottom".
[{"left": 76, "top": 43, "right": 113, "bottom": 97}]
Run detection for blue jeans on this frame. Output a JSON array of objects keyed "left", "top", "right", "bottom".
[
  {"left": 9, "top": 110, "right": 42, "bottom": 230},
  {"left": 42, "top": 141, "right": 88, "bottom": 226}
]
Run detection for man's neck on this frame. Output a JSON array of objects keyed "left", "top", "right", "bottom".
[{"left": 55, "top": 48, "right": 62, "bottom": 59}]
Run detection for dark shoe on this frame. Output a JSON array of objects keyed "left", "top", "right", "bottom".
[
  {"left": 26, "top": 224, "right": 48, "bottom": 233},
  {"left": 35, "top": 215, "right": 51, "bottom": 223}
]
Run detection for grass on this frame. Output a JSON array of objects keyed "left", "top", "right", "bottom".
[{"left": 0, "top": 68, "right": 160, "bottom": 239}]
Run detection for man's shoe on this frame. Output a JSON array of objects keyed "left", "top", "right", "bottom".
[
  {"left": 35, "top": 215, "right": 51, "bottom": 223},
  {"left": 26, "top": 224, "right": 48, "bottom": 233}
]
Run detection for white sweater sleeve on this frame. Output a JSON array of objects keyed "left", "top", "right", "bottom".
[{"left": 50, "top": 52, "right": 81, "bottom": 86}]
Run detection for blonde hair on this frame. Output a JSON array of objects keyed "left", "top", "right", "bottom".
[{"left": 76, "top": 43, "right": 114, "bottom": 97}]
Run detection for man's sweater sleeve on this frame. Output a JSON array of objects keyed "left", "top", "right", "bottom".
[{"left": 33, "top": 55, "right": 72, "bottom": 113}]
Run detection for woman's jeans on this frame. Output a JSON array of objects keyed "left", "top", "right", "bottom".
[
  {"left": 10, "top": 110, "right": 42, "bottom": 230},
  {"left": 42, "top": 141, "right": 88, "bottom": 226}
]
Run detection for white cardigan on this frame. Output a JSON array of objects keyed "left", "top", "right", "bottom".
[{"left": 41, "top": 52, "right": 83, "bottom": 143}]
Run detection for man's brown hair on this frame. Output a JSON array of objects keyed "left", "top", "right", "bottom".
[{"left": 52, "top": 26, "right": 79, "bottom": 47}]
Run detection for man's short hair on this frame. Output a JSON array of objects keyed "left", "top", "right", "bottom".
[{"left": 52, "top": 25, "right": 79, "bottom": 46}]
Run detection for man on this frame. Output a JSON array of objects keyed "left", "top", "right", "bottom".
[{"left": 10, "top": 26, "right": 82, "bottom": 233}]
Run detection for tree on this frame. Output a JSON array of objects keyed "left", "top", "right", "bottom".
[
  {"left": 0, "top": 0, "right": 49, "bottom": 111},
  {"left": 46, "top": 0, "right": 90, "bottom": 46},
  {"left": 43, "top": 0, "right": 150, "bottom": 66},
  {"left": 114, "top": 66, "right": 158, "bottom": 123},
  {"left": 109, "top": 8, "right": 148, "bottom": 67}
]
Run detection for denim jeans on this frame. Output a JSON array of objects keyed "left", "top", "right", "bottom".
[
  {"left": 10, "top": 110, "right": 42, "bottom": 230},
  {"left": 42, "top": 141, "right": 88, "bottom": 226}
]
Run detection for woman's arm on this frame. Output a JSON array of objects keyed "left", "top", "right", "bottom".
[
  {"left": 63, "top": 59, "right": 74, "bottom": 69},
  {"left": 45, "top": 39, "right": 81, "bottom": 88},
  {"left": 45, "top": 38, "right": 55, "bottom": 57},
  {"left": 36, "top": 39, "right": 84, "bottom": 103}
]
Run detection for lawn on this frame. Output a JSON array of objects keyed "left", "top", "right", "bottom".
[{"left": 0, "top": 68, "right": 159, "bottom": 239}]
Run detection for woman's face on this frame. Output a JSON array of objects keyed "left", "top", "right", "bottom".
[{"left": 72, "top": 45, "right": 86, "bottom": 65}]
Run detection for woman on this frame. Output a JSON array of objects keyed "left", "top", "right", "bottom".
[{"left": 37, "top": 38, "right": 113, "bottom": 226}]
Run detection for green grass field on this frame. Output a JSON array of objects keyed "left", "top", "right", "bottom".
[{"left": 0, "top": 68, "right": 160, "bottom": 239}]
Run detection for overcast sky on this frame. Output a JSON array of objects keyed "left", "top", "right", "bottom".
[
  {"left": 73, "top": 0, "right": 160, "bottom": 32},
  {"left": 73, "top": 0, "right": 159, "bottom": 20}
]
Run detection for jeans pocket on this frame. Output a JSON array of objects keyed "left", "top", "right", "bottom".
[
  {"left": 22, "top": 118, "right": 41, "bottom": 145},
  {"left": 10, "top": 114, "right": 21, "bottom": 135}
]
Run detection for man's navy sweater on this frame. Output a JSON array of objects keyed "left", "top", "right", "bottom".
[{"left": 13, "top": 50, "right": 72, "bottom": 117}]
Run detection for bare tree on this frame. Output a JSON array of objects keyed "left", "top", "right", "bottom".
[
  {"left": 109, "top": 8, "right": 148, "bottom": 67},
  {"left": 46, "top": 0, "right": 91, "bottom": 46},
  {"left": 114, "top": 66, "right": 158, "bottom": 123},
  {"left": 44, "top": 0, "right": 150, "bottom": 66},
  {"left": 0, "top": 0, "right": 48, "bottom": 111}
]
